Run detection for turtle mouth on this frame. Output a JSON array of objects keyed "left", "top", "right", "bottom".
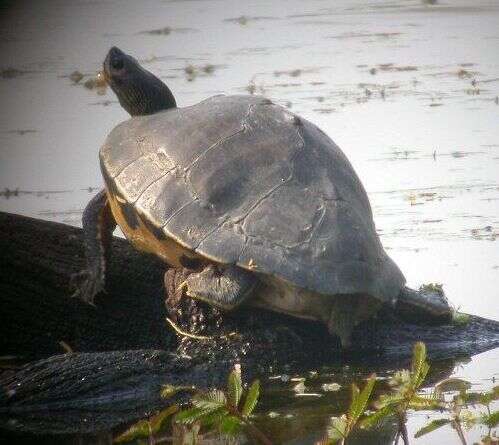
[{"left": 103, "top": 46, "right": 126, "bottom": 85}]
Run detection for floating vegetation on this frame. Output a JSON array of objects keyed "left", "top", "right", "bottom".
[
  {"left": 357, "top": 82, "right": 389, "bottom": 101},
  {"left": 182, "top": 63, "right": 219, "bottom": 81},
  {"left": 274, "top": 68, "right": 302, "bottom": 77},
  {"left": 466, "top": 87, "right": 481, "bottom": 95},
  {"left": 89, "top": 100, "right": 115, "bottom": 107},
  {"left": 0, "top": 188, "right": 19, "bottom": 199},
  {"left": 322, "top": 382, "right": 342, "bottom": 392},
  {"left": 0, "top": 188, "right": 72, "bottom": 199},
  {"left": 458, "top": 68, "right": 474, "bottom": 79},
  {"left": 246, "top": 77, "right": 265, "bottom": 95},
  {"left": 383, "top": 64, "right": 418, "bottom": 72},
  {"left": 313, "top": 107, "right": 335, "bottom": 114},
  {"left": 224, "top": 15, "right": 278, "bottom": 25},
  {"left": 139, "top": 26, "right": 195, "bottom": 36},
  {"left": 366, "top": 64, "right": 418, "bottom": 74},
  {"left": 1, "top": 67, "right": 28, "bottom": 79},
  {"left": 69, "top": 70, "right": 84, "bottom": 83},
  {"left": 143, "top": 26, "right": 172, "bottom": 35},
  {"left": 470, "top": 225, "right": 497, "bottom": 241},
  {"left": 203, "top": 64, "right": 215, "bottom": 74},
  {"left": 328, "top": 32, "right": 403, "bottom": 40},
  {"left": 4, "top": 129, "right": 37, "bottom": 136},
  {"left": 83, "top": 71, "right": 107, "bottom": 90}
]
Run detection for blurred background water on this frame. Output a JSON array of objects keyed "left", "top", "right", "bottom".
[{"left": 0, "top": 0, "right": 498, "bottom": 443}]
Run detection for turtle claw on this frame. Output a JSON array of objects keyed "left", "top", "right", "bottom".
[{"left": 70, "top": 268, "right": 104, "bottom": 306}]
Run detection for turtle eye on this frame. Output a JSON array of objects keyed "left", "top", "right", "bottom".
[{"left": 111, "top": 57, "right": 124, "bottom": 70}]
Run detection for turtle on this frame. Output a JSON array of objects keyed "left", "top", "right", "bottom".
[{"left": 74, "top": 46, "right": 452, "bottom": 348}]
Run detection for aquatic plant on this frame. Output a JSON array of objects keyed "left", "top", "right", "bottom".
[
  {"left": 113, "top": 342, "right": 497, "bottom": 444},
  {"left": 361, "top": 342, "right": 498, "bottom": 444},
  {"left": 323, "top": 374, "right": 376, "bottom": 444},
  {"left": 114, "top": 366, "right": 269, "bottom": 444},
  {"left": 173, "top": 366, "right": 270, "bottom": 444},
  {"left": 362, "top": 342, "right": 437, "bottom": 444},
  {"left": 414, "top": 380, "right": 499, "bottom": 444}
]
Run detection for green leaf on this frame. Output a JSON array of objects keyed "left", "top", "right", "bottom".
[
  {"left": 227, "top": 369, "right": 243, "bottom": 408},
  {"left": 413, "top": 361, "right": 430, "bottom": 389},
  {"left": 348, "top": 374, "right": 376, "bottom": 425},
  {"left": 114, "top": 405, "right": 178, "bottom": 443},
  {"left": 175, "top": 407, "right": 208, "bottom": 425},
  {"left": 467, "top": 386, "right": 499, "bottom": 406},
  {"left": 160, "top": 384, "right": 195, "bottom": 399},
  {"left": 434, "top": 378, "right": 472, "bottom": 397},
  {"left": 410, "top": 342, "right": 428, "bottom": 388},
  {"left": 374, "top": 393, "right": 405, "bottom": 410},
  {"left": 220, "top": 415, "right": 243, "bottom": 435},
  {"left": 114, "top": 418, "right": 152, "bottom": 443},
  {"left": 390, "top": 369, "right": 411, "bottom": 388},
  {"left": 361, "top": 405, "right": 396, "bottom": 429},
  {"left": 173, "top": 423, "right": 201, "bottom": 445},
  {"left": 414, "top": 418, "right": 451, "bottom": 438},
  {"left": 327, "top": 416, "right": 347, "bottom": 443},
  {"left": 242, "top": 380, "right": 260, "bottom": 417},
  {"left": 461, "top": 391, "right": 486, "bottom": 405},
  {"left": 149, "top": 405, "right": 179, "bottom": 432},
  {"left": 481, "top": 410, "right": 499, "bottom": 428},
  {"left": 191, "top": 389, "right": 226, "bottom": 413},
  {"left": 351, "top": 383, "right": 360, "bottom": 406},
  {"left": 408, "top": 395, "right": 444, "bottom": 411}
]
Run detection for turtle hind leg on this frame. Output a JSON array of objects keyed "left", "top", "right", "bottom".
[
  {"left": 71, "top": 189, "right": 116, "bottom": 304},
  {"left": 327, "top": 295, "right": 382, "bottom": 349},
  {"left": 183, "top": 264, "right": 257, "bottom": 310}
]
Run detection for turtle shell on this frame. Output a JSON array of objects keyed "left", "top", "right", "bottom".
[{"left": 100, "top": 95, "right": 405, "bottom": 301}]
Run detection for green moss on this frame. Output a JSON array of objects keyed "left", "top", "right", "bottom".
[{"left": 452, "top": 311, "right": 471, "bottom": 326}]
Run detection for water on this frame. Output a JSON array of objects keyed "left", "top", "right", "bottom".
[{"left": 0, "top": 0, "right": 498, "bottom": 443}]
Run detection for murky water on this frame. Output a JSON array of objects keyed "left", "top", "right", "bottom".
[{"left": 0, "top": 0, "right": 498, "bottom": 443}]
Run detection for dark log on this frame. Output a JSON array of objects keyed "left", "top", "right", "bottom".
[
  {"left": 0, "top": 211, "right": 498, "bottom": 435},
  {"left": 0, "top": 211, "right": 172, "bottom": 356}
]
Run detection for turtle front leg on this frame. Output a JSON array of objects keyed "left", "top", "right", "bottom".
[
  {"left": 181, "top": 264, "right": 258, "bottom": 310},
  {"left": 71, "top": 189, "right": 116, "bottom": 304}
]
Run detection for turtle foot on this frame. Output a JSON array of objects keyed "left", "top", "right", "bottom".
[
  {"left": 164, "top": 267, "right": 224, "bottom": 339},
  {"left": 183, "top": 264, "right": 256, "bottom": 310}
]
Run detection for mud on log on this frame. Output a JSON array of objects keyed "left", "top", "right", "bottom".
[{"left": 0, "top": 211, "right": 498, "bottom": 434}]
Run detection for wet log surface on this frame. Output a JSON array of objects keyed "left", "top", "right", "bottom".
[{"left": 0, "top": 211, "right": 498, "bottom": 434}]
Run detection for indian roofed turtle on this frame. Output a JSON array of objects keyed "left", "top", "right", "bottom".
[{"left": 75, "top": 47, "right": 452, "bottom": 348}]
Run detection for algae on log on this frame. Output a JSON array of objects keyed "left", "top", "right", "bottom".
[{"left": 0, "top": 211, "right": 499, "bottom": 435}]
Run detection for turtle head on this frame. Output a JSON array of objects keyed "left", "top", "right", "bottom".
[{"left": 103, "top": 47, "right": 176, "bottom": 116}]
